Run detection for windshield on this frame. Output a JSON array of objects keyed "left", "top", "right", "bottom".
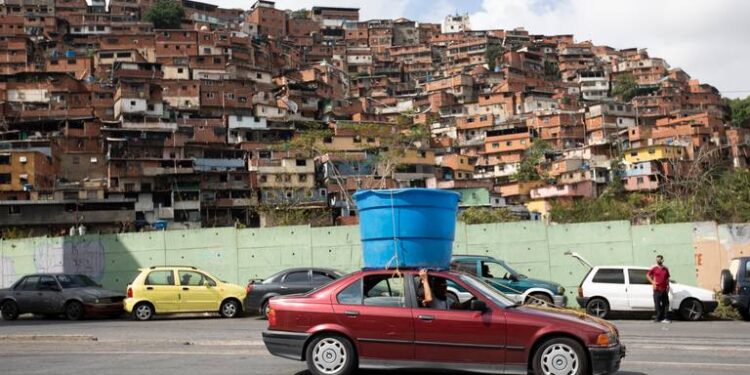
[
  {"left": 459, "top": 274, "right": 515, "bottom": 307},
  {"left": 56, "top": 274, "right": 99, "bottom": 289}
]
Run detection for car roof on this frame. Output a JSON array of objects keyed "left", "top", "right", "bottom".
[
  {"left": 452, "top": 255, "right": 496, "bottom": 260},
  {"left": 592, "top": 266, "right": 650, "bottom": 270}
]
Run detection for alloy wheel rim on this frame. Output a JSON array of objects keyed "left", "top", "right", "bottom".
[
  {"left": 589, "top": 301, "right": 606, "bottom": 317},
  {"left": 3, "top": 303, "right": 17, "bottom": 318},
  {"left": 68, "top": 303, "right": 82, "bottom": 318},
  {"left": 136, "top": 305, "right": 152, "bottom": 320},
  {"left": 541, "top": 343, "right": 579, "bottom": 375},
  {"left": 686, "top": 301, "right": 702, "bottom": 320},
  {"left": 312, "top": 338, "right": 347, "bottom": 375},
  {"left": 223, "top": 302, "right": 237, "bottom": 317}
]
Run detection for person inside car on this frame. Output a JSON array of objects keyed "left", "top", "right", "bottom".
[{"left": 418, "top": 269, "right": 472, "bottom": 310}]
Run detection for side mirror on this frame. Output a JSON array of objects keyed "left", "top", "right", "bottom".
[
  {"left": 203, "top": 280, "right": 213, "bottom": 287},
  {"left": 470, "top": 300, "right": 488, "bottom": 312},
  {"left": 509, "top": 274, "right": 519, "bottom": 282}
]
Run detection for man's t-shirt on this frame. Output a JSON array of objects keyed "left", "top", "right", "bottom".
[{"left": 647, "top": 265, "right": 671, "bottom": 292}]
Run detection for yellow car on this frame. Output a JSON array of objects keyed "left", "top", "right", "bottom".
[{"left": 124, "top": 266, "right": 246, "bottom": 321}]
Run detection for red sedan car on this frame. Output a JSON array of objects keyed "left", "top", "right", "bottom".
[{"left": 262, "top": 269, "right": 625, "bottom": 375}]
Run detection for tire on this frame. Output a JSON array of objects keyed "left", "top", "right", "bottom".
[
  {"left": 65, "top": 301, "right": 84, "bottom": 321},
  {"left": 220, "top": 299, "right": 241, "bottom": 318},
  {"left": 305, "top": 334, "right": 357, "bottom": 375},
  {"left": 260, "top": 299, "right": 270, "bottom": 319},
  {"left": 720, "top": 269, "right": 734, "bottom": 295},
  {"left": 526, "top": 293, "right": 553, "bottom": 306},
  {"left": 132, "top": 302, "right": 154, "bottom": 321},
  {"left": 679, "top": 299, "right": 704, "bottom": 321},
  {"left": 586, "top": 298, "right": 610, "bottom": 319},
  {"left": 0, "top": 300, "right": 19, "bottom": 321},
  {"left": 532, "top": 337, "right": 589, "bottom": 375},
  {"left": 742, "top": 306, "right": 750, "bottom": 322}
]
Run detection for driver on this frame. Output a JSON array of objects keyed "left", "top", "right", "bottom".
[{"left": 418, "top": 270, "right": 471, "bottom": 310}]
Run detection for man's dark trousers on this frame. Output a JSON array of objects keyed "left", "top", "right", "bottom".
[{"left": 653, "top": 290, "right": 669, "bottom": 321}]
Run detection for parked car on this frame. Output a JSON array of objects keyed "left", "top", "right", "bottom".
[
  {"left": 262, "top": 269, "right": 625, "bottom": 375},
  {"left": 124, "top": 266, "right": 246, "bottom": 321},
  {"left": 246, "top": 267, "right": 343, "bottom": 318},
  {"left": 720, "top": 257, "right": 750, "bottom": 321},
  {"left": 576, "top": 264, "right": 717, "bottom": 320},
  {"left": 451, "top": 255, "right": 567, "bottom": 306},
  {"left": 0, "top": 273, "right": 125, "bottom": 321}
]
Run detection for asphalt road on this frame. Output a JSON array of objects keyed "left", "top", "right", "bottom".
[{"left": 1, "top": 314, "right": 748, "bottom": 375}]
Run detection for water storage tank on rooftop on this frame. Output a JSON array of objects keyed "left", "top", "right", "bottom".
[{"left": 353, "top": 188, "right": 460, "bottom": 270}]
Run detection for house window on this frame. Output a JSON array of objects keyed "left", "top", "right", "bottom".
[
  {"left": 296, "top": 159, "right": 307, "bottom": 167},
  {"left": 177, "top": 68, "right": 184, "bottom": 73},
  {"left": 0, "top": 173, "right": 11, "bottom": 184},
  {"left": 130, "top": 100, "right": 136, "bottom": 106},
  {"left": 298, "top": 174, "right": 308, "bottom": 182},
  {"left": 72, "top": 156, "right": 80, "bottom": 165},
  {"left": 259, "top": 175, "right": 267, "bottom": 183},
  {"left": 636, "top": 177, "right": 644, "bottom": 184},
  {"left": 283, "top": 175, "right": 291, "bottom": 182},
  {"left": 0, "top": 155, "right": 9, "bottom": 165}
]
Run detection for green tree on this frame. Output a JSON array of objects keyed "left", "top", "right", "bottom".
[
  {"left": 143, "top": 0, "right": 185, "bottom": 29},
  {"left": 485, "top": 44, "right": 504, "bottom": 72},
  {"left": 729, "top": 96, "right": 750, "bottom": 128},
  {"left": 458, "top": 207, "right": 519, "bottom": 225},
  {"left": 290, "top": 9, "right": 309, "bottom": 19},
  {"left": 513, "top": 140, "right": 551, "bottom": 182},
  {"left": 611, "top": 73, "right": 638, "bottom": 102}
]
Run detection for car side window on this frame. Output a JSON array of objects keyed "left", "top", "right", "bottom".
[
  {"left": 312, "top": 271, "right": 335, "bottom": 283},
  {"left": 483, "top": 261, "right": 511, "bottom": 279},
  {"left": 145, "top": 270, "right": 175, "bottom": 286},
  {"left": 592, "top": 269, "right": 625, "bottom": 284},
  {"left": 628, "top": 269, "right": 651, "bottom": 285},
  {"left": 38, "top": 276, "right": 58, "bottom": 291},
  {"left": 452, "top": 261, "right": 477, "bottom": 276},
  {"left": 17, "top": 276, "right": 39, "bottom": 291},
  {"left": 337, "top": 278, "right": 362, "bottom": 305},
  {"left": 363, "top": 275, "right": 405, "bottom": 307},
  {"left": 179, "top": 271, "right": 206, "bottom": 286},
  {"left": 284, "top": 271, "right": 310, "bottom": 284}
]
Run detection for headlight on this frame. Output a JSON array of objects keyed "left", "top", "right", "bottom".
[{"left": 557, "top": 286, "right": 565, "bottom": 295}]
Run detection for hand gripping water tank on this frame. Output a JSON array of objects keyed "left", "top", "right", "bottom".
[{"left": 353, "top": 189, "right": 460, "bottom": 270}]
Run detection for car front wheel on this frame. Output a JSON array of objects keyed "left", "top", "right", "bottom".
[
  {"left": 220, "top": 299, "right": 240, "bottom": 318},
  {"left": 306, "top": 334, "right": 357, "bottom": 375},
  {"left": 65, "top": 301, "right": 84, "bottom": 321},
  {"left": 532, "top": 337, "right": 589, "bottom": 375},
  {"left": 1, "top": 300, "right": 19, "bottom": 321},
  {"left": 679, "top": 299, "right": 704, "bottom": 321}
]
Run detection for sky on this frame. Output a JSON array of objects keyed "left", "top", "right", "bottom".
[{"left": 210, "top": 0, "right": 750, "bottom": 99}]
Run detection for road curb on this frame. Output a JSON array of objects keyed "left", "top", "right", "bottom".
[{"left": 0, "top": 335, "right": 98, "bottom": 342}]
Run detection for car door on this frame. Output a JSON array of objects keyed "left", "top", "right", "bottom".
[
  {"left": 281, "top": 270, "right": 312, "bottom": 294},
  {"left": 143, "top": 270, "right": 180, "bottom": 313},
  {"left": 12, "top": 276, "right": 40, "bottom": 313},
  {"left": 35, "top": 275, "right": 65, "bottom": 314},
  {"left": 178, "top": 271, "right": 221, "bottom": 312},
  {"left": 627, "top": 268, "right": 654, "bottom": 310},
  {"left": 411, "top": 274, "right": 507, "bottom": 366},
  {"left": 591, "top": 268, "right": 629, "bottom": 311},
  {"left": 332, "top": 272, "right": 414, "bottom": 361}
]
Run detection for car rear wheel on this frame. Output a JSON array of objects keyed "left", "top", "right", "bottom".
[
  {"left": 532, "top": 337, "right": 588, "bottom": 375},
  {"left": 526, "top": 293, "right": 553, "bottom": 306},
  {"left": 306, "top": 334, "right": 357, "bottom": 375},
  {"left": 679, "top": 299, "right": 704, "bottom": 321},
  {"left": 65, "top": 301, "right": 84, "bottom": 321},
  {"left": 132, "top": 302, "right": 154, "bottom": 321},
  {"left": 260, "top": 300, "right": 271, "bottom": 319},
  {"left": 586, "top": 298, "right": 610, "bottom": 319},
  {"left": 1, "top": 300, "right": 19, "bottom": 321},
  {"left": 220, "top": 299, "right": 240, "bottom": 318}
]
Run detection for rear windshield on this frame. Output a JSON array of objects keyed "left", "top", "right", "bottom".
[{"left": 56, "top": 275, "right": 99, "bottom": 288}]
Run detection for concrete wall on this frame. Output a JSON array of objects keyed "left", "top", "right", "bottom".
[{"left": 1, "top": 220, "right": 746, "bottom": 305}]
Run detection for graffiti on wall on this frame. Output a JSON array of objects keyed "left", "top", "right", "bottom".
[
  {"left": 34, "top": 239, "right": 107, "bottom": 282},
  {"left": 1, "top": 255, "right": 15, "bottom": 288}
]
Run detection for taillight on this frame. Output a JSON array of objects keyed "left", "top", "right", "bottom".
[
  {"left": 267, "top": 307, "right": 277, "bottom": 327},
  {"left": 127, "top": 287, "right": 133, "bottom": 299},
  {"left": 246, "top": 283, "right": 253, "bottom": 295},
  {"left": 578, "top": 287, "right": 583, "bottom": 298}
]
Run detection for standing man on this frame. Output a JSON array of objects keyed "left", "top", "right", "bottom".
[{"left": 647, "top": 255, "right": 671, "bottom": 323}]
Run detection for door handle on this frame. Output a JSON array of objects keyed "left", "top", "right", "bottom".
[
  {"left": 344, "top": 310, "right": 359, "bottom": 317},
  {"left": 182, "top": 287, "right": 189, "bottom": 291},
  {"left": 418, "top": 314, "right": 435, "bottom": 321},
  {"left": 146, "top": 287, "right": 153, "bottom": 290}
]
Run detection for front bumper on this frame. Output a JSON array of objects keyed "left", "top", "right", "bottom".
[
  {"left": 589, "top": 344, "right": 626, "bottom": 375},
  {"left": 84, "top": 302, "right": 124, "bottom": 316},
  {"left": 262, "top": 330, "right": 310, "bottom": 361},
  {"left": 553, "top": 294, "right": 568, "bottom": 307}
]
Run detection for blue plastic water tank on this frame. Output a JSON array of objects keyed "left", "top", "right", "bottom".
[
  {"left": 65, "top": 50, "right": 76, "bottom": 59},
  {"left": 353, "top": 189, "right": 460, "bottom": 270}
]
